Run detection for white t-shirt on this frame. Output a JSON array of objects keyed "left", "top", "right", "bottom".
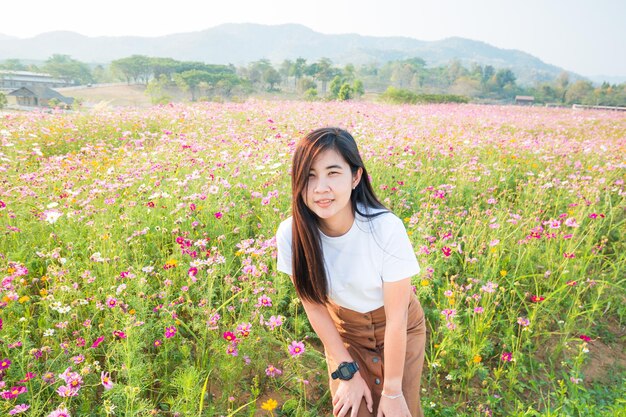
[{"left": 275, "top": 204, "right": 421, "bottom": 313}]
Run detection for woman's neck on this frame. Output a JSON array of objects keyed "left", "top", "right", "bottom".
[{"left": 318, "top": 210, "right": 355, "bottom": 237}]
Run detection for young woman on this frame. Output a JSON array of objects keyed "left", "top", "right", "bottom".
[{"left": 276, "top": 127, "right": 426, "bottom": 417}]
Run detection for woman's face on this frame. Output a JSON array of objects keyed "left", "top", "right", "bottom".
[{"left": 303, "top": 148, "right": 362, "bottom": 233}]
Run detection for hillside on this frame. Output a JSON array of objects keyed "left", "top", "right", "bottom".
[{"left": 0, "top": 23, "right": 576, "bottom": 85}]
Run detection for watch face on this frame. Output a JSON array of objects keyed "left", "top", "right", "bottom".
[{"left": 339, "top": 366, "right": 351, "bottom": 378}]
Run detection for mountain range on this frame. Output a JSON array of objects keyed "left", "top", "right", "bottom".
[{"left": 0, "top": 23, "right": 596, "bottom": 85}]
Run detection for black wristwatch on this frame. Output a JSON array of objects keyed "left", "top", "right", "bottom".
[{"left": 331, "top": 361, "right": 360, "bottom": 380}]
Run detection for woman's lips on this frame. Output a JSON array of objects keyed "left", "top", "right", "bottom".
[{"left": 316, "top": 199, "right": 333, "bottom": 208}]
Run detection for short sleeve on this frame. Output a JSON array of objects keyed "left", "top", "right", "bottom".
[
  {"left": 381, "top": 216, "right": 421, "bottom": 282},
  {"left": 275, "top": 218, "right": 293, "bottom": 276}
]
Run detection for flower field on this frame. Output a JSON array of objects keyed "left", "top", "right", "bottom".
[{"left": 0, "top": 101, "right": 625, "bottom": 416}]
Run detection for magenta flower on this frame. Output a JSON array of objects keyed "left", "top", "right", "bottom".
[
  {"left": 223, "top": 331, "right": 237, "bottom": 342},
  {"left": 214, "top": 212, "right": 223, "bottom": 219},
  {"left": 188, "top": 267, "right": 198, "bottom": 277},
  {"left": 112, "top": 330, "right": 127, "bottom": 339},
  {"left": 0, "top": 201, "right": 6, "bottom": 209},
  {"left": 501, "top": 352, "right": 513, "bottom": 362},
  {"left": 441, "top": 246, "right": 452, "bottom": 257},
  {"left": 106, "top": 297, "right": 118, "bottom": 308},
  {"left": 579, "top": 334, "right": 591, "bottom": 342},
  {"left": 1, "top": 385, "right": 27, "bottom": 399},
  {"left": 101, "top": 371, "right": 114, "bottom": 390},
  {"left": 165, "top": 326, "right": 177, "bottom": 338},
  {"left": 90, "top": 335, "right": 104, "bottom": 348},
  {"left": 288, "top": 341, "right": 305, "bottom": 357},
  {"left": 8, "top": 404, "right": 30, "bottom": 415},
  {"left": 0, "top": 358, "right": 11, "bottom": 369},
  {"left": 18, "top": 372, "right": 36, "bottom": 383}
]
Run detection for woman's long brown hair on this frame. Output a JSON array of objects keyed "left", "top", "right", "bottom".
[{"left": 291, "top": 127, "right": 387, "bottom": 304}]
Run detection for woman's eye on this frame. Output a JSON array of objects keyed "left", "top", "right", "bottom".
[
  {"left": 308, "top": 173, "right": 315, "bottom": 177},
  {"left": 329, "top": 171, "right": 338, "bottom": 175}
]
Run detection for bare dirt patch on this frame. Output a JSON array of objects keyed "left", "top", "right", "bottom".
[{"left": 59, "top": 84, "right": 152, "bottom": 107}]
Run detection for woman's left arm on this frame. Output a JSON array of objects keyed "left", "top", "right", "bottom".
[{"left": 378, "top": 277, "right": 412, "bottom": 417}]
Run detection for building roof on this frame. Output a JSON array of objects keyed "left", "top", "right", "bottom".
[
  {"left": 8, "top": 86, "right": 74, "bottom": 104},
  {"left": 515, "top": 95, "right": 535, "bottom": 101}
]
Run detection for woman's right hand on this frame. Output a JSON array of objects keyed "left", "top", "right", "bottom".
[{"left": 332, "top": 372, "right": 373, "bottom": 417}]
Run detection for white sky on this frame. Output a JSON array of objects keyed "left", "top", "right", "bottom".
[{"left": 2, "top": 0, "right": 625, "bottom": 76}]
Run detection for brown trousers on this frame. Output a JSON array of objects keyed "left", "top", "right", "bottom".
[{"left": 325, "top": 294, "right": 426, "bottom": 417}]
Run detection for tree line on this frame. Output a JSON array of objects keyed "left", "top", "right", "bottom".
[{"left": 1, "top": 55, "right": 625, "bottom": 106}]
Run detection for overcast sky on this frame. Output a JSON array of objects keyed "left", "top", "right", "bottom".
[{"left": 2, "top": 0, "right": 625, "bottom": 77}]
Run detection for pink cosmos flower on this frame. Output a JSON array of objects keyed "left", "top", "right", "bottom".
[
  {"left": 57, "top": 385, "right": 79, "bottom": 397},
  {"left": 265, "top": 364, "right": 283, "bottom": 377},
  {"left": 19, "top": 372, "right": 36, "bottom": 383},
  {"left": 106, "top": 297, "right": 118, "bottom": 308},
  {"left": 257, "top": 294, "right": 272, "bottom": 307},
  {"left": 214, "top": 212, "right": 223, "bottom": 219},
  {"left": 265, "top": 315, "right": 284, "bottom": 330},
  {"left": 101, "top": 371, "right": 114, "bottom": 390},
  {"left": 0, "top": 358, "right": 11, "bottom": 369},
  {"left": 236, "top": 323, "right": 252, "bottom": 338},
  {"left": 0, "top": 201, "right": 5, "bottom": 209},
  {"left": 112, "top": 330, "right": 127, "bottom": 339},
  {"left": 288, "top": 341, "right": 305, "bottom": 357},
  {"left": 223, "top": 331, "right": 237, "bottom": 343},
  {"left": 47, "top": 405, "right": 71, "bottom": 417},
  {"left": 165, "top": 326, "right": 177, "bottom": 338},
  {"left": 42, "top": 372, "right": 56, "bottom": 384},
  {"left": 8, "top": 404, "right": 30, "bottom": 415},
  {"left": 226, "top": 343, "right": 238, "bottom": 357},
  {"left": 90, "top": 335, "right": 104, "bottom": 348},
  {"left": 1, "top": 385, "right": 27, "bottom": 399},
  {"left": 501, "top": 352, "right": 513, "bottom": 362},
  {"left": 188, "top": 267, "right": 198, "bottom": 277},
  {"left": 579, "top": 334, "right": 591, "bottom": 342},
  {"left": 441, "top": 246, "right": 452, "bottom": 257}
]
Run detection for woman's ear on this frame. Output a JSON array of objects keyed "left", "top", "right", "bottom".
[{"left": 353, "top": 167, "right": 363, "bottom": 189}]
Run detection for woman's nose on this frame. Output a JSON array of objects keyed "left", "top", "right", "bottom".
[{"left": 314, "top": 177, "right": 330, "bottom": 192}]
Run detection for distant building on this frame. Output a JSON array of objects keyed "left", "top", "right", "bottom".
[
  {"left": 515, "top": 96, "right": 534, "bottom": 105},
  {"left": 7, "top": 86, "right": 74, "bottom": 108},
  {"left": 0, "top": 70, "right": 70, "bottom": 92}
]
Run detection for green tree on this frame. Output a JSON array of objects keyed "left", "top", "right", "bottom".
[
  {"left": 338, "top": 83, "right": 353, "bottom": 101},
  {"left": 289, "top": 57, "right": 307, "bottom": 89},
  {"left": 297, "top": 77, "right": 316, "bottom": 94},
  {"left": 0, "top": 59, "right": 27, "bottom": 71},
  {"left": 110, "top": 55, "right": 152, "bottom": 84},
  {"left": 313, "top": 58, "right": 336, "bottom": 94},
  {"left": 304, "top": 88, "right": 318, "bottom": 101},
  {"left": 329, "top": 75, "right": 343, "bottom": 99},
  {"left": 352, "top": 79, "right": 364, "bottom": 97},
  {"left": 565, "top": 80, "right": 594, "bottom": 104},
  {"left": 146, "top": 74, "right": 172, "bottom": 104},
  {"left": 262, "top": 67, "right": 281, "bottom": 91},
  {"left": 0, "top": 92, "right": 7, "bottom": 109},
  {"left": 43, "top": 54, "right": 93, "bottom": 85}
]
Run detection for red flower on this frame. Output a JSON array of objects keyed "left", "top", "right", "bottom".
[
  {"left": 529, "top": 294, "right": 545, "bottom": 303},
  {"left": 579, "top": 334, "right": 591, "bottom": 342},
  {"left": 441, "top": 246, "right": 452, "bottom": 257}
]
